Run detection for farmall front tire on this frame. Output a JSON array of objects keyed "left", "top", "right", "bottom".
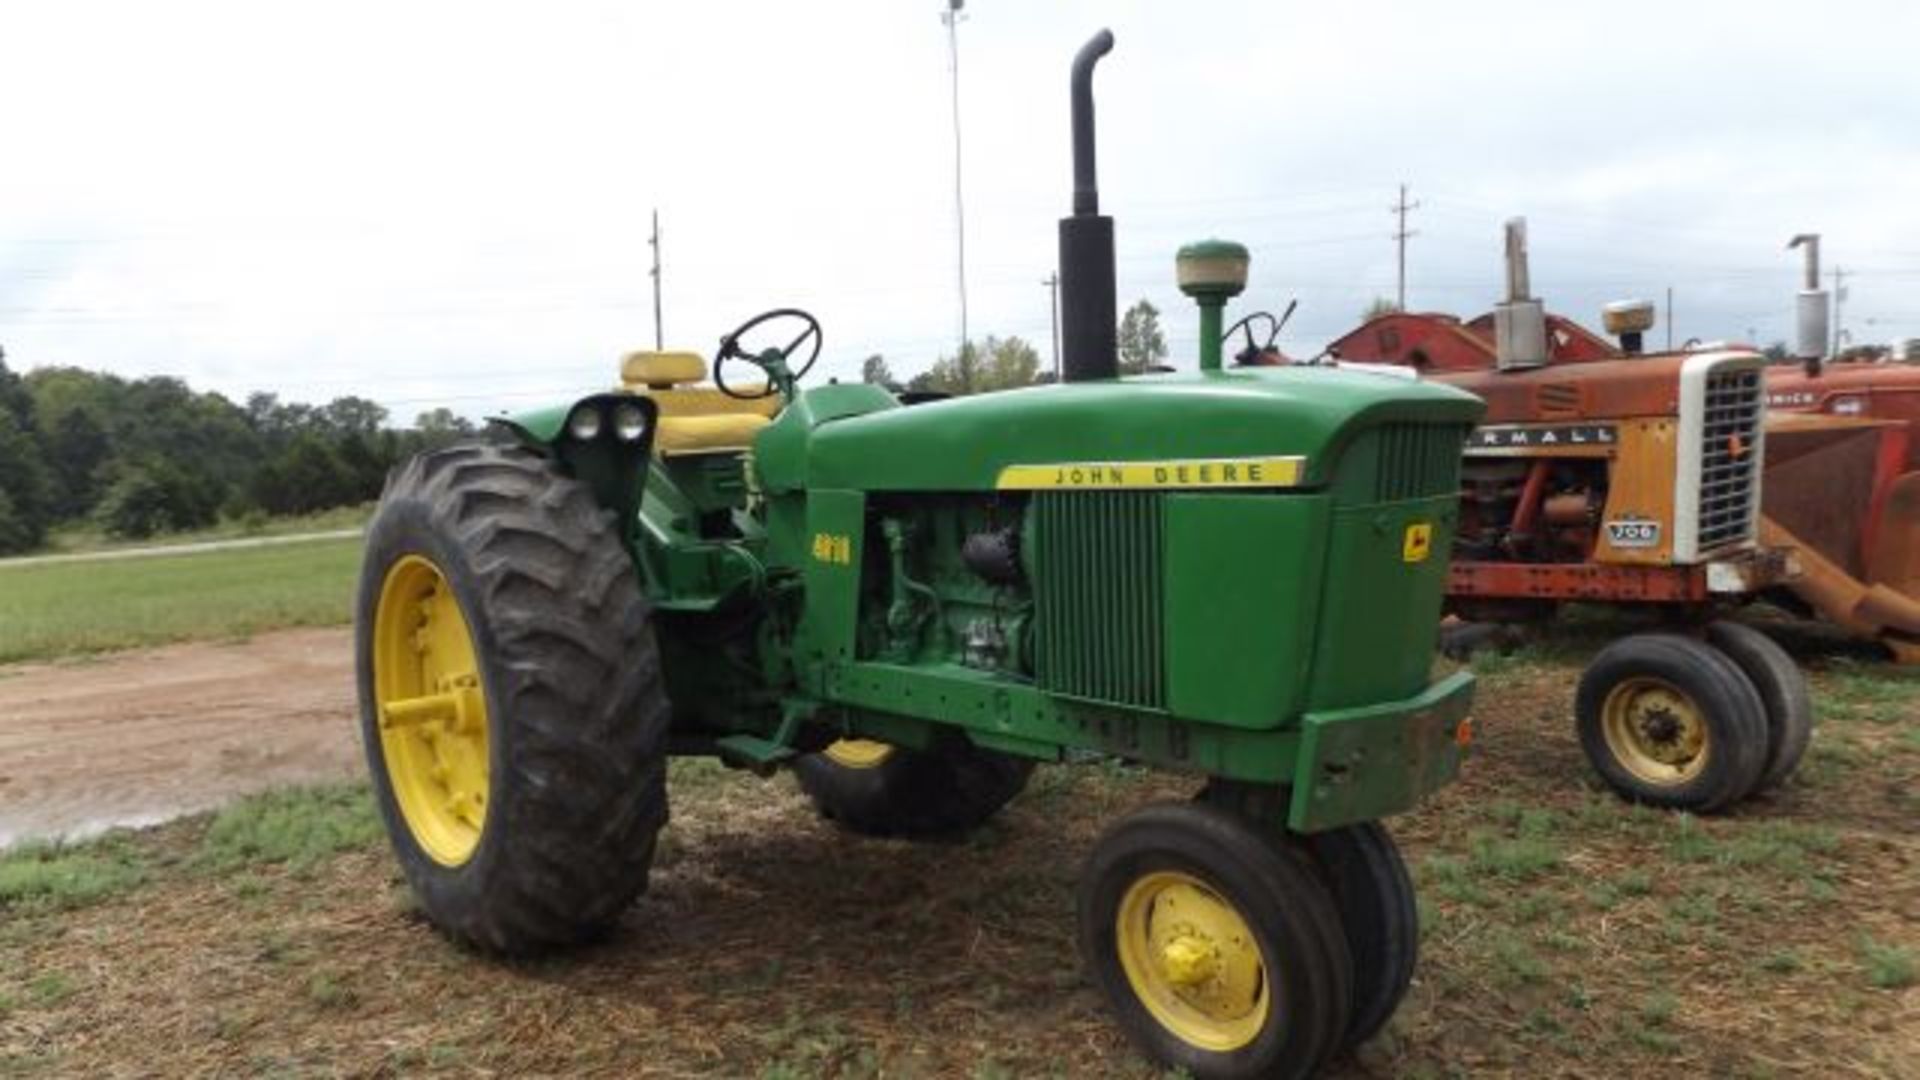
[
  {"left": 356, "top": 442, "right": 669, "bottom": 954},
  {"left": 1574, "top": 633, "right": 1769, "bottom": 813},
  {"left": 1078, "top": 802, "right": 1353, "bottom": 1080},
  {"left": 792, "top": 738, "right": 1032, "bottom": 837},
  {"left": 1705, "top": 621, "right": 1813, "bottom": 795}
]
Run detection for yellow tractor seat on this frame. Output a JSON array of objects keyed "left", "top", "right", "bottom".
[{"left": 618, "top": 350, "right": 780, "bottom": 455}]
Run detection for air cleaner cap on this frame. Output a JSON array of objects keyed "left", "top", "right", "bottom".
[
  {"left": 1601, "top": 299, "right": 1656, "bottom": 336},
  {"left": 1176, "top": 239, "right": 1250, "bottom": 300}
]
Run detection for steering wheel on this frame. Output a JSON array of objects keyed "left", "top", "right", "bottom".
[
  {"left": 1223, "top": 311, "right": 1281, "bottom": 366},
  {"left": 714, "top": 308, "right": 823, "bottom": 399}
]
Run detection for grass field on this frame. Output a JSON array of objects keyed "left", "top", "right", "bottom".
[
  {"left": 1, "top": 621, "right": 1914, "bottom": 1077},
  {"left": 0, "top": 536, "right": 361, "bottom": 664}
]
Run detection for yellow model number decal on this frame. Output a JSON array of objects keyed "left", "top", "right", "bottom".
[
  {"left": 995, "top": 456, "right": 1306, "bottom": 490},
  {"left": 811, "top": 533, "right": 853, "bottom": 565}
]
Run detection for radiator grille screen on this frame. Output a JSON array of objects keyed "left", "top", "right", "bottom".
[
  {"left": 1376, "top": 423, "right": 1470, "bottom": 502},
  {"left": 1032, "top": 492, "right": 1165, "bottom": 710},
  {"left": 1698, "top": 367, "right": 1764, "bottom": 553}
]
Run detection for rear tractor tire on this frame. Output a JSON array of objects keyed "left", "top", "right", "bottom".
[
  {"left": 1078, "top": 801, "right": 1354, "bottom": 1080},
  {"left": 1705, "top": 620, "right": 1813, "bottom": 795},
  {"left": 792, "top": 738, "right": 1033, "bottom": 837},
  {"left": 1574, "top": 632, "right": 1768, "bottom": 813},
  {"left": 356, "top": 442, "right": 671, "bottom": 954}
]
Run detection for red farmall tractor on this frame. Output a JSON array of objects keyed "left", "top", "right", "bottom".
[{"left": 1285, "top": 220, "right": 1821, "bottom": 813}]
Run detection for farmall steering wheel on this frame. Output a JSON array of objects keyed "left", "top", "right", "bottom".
[
  {"left": 714, "top": 308, "right": 823, "bottom": 400},
  {"left": 1223, "top": 311, "right": 1281, "bottom": 366}
]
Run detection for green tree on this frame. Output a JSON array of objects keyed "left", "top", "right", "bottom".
[
  {"left": 94, "top": 460, "right": 218, "bottom": 539},
  {"left": 859, "top": 354, "right": 896, "bottom": 388},
  {"left": 1116, "top": 300, "right": 1168, "bottom": 375},
  {"left": 978, "top": 336, "right": 1041, "bottom": 391},
  {"left": 413, "top": 408, "right": 475, "bottom": 449},
  {"left": 916, "top": 341, "right": 984, "bottom": 395},
  {"left": 0, "top": 353, "right": 53, "bottom": 553},
  {"left": 44, "top": 406, "right": 111, "bottom": 518},
  {"left": 1361, "top": 297, "right": 1400, "bottom": 320}
]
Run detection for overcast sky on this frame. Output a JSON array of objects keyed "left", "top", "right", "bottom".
[{"left": 3, "top": 0, "right": 1918, "bottom": 419}]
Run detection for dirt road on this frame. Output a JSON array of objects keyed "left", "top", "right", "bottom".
[
  {"left": 0, "top": 627, "right": 361, "bottom": 847},
  {"left": 0, "top": 528, "right": 361, "bottom": 571}
]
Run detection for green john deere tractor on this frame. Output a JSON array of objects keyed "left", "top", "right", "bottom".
[{"left": 355, "top": 30, "right": 1484, "bottom": 1080}]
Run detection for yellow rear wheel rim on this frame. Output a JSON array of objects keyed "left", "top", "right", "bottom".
[
  {"left": 823, "top": 739, "right": 894, "bottom": 770},
  {"left": 372, "top": 554, "right": 491, "bottom": 866},
  {"left": 1600, "top": 675, "right": 1708, "bottom": 787},
  {"left": 1115, "top": 870, "right": 1271, "bottom": 1053}
]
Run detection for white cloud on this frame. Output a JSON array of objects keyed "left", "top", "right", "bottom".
[{"left": 2, "top": 0, "right": 1917, "bottom": 419}]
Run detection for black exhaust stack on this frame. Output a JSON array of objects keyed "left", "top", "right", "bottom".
[{"left": 1059, "top": 30, "right": 1117, "bottom": 383}]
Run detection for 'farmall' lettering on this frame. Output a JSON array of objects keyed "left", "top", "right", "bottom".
[{"left": 1468, "top": 424, "right": 1618, "bottom": 453}]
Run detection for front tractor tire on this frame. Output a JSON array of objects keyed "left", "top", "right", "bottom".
[
  {"left": 356, "top": 442, "right": 670, "bottom": 954},
  {"left": 1078, "top": 802, "right": 1353, "bottom": 1080},
  {"left": 792, "top": 738, "right": 1033, "bottom": 837},
  {"left": 1574, "top": 632, "right": 1768, "bottom": 813},
  {"left": 1705, "top": 620, "right": 1813, "bottom": 795}
]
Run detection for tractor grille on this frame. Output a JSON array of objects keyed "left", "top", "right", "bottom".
[
  {"left": 1376, "top": 423, "right": 1470, "bottom": 502},
  {"left": 1697, "top": 367, "right": 1764, "bottom": 553},
  {"left": 1032, "top": 492, "right": 1165, "bottom": 710}
]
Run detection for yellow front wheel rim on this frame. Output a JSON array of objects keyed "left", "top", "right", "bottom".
[
  {"left": 1115, "top": 870, "right": 1272, "bottom": 1052},
  {"left": 1600, "top": 675, "right": 1708, "bottom": 787},
  {"left": 373, "top": 554, "right": 491, "bottom": 866},
  {"left": 822, "top": 739, "right": 895, "bottom": 770}
]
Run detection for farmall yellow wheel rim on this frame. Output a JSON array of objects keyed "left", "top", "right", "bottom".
[
  {"left": 822, "top": 739, "right": 894, "bottom": 770},
  {"left": 373, "top": 555, "right": 490, "bottom": 866},
  {"left": 1600, "top": 675, "right": 1709, "bottom": 787},
  {"left": 1115, "top": 870, "right": 1271, "bottom": 1053}
]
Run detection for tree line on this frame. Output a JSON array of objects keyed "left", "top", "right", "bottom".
[
  {"left": 859, "top": 299, "right": 1170, "bottom": 395},
  {"left": 0, "top": 348, "right": 474, "bottom": 553},
  {"left": 0, "top": 299, "right": 1178, "bottom": 554}
]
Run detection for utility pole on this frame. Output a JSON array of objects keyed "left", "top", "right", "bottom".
[
  {"left": 1042, "top": 272, "right": 1060, "bottom": 381},
  {"left": 649, "top": 208, "right": 664, "bottom": 351},
  {"left": 1832, "top": 266, "right": 1848, "bottom": 356},
  {"left": 1389, "top": 183, "right": 1420, "bottom": 311},
  {"left": 1665, "top": 285, "right": 1673, "bottom": 351},
  {"left": 941, "top": 0, "right": 969, "bottom": 361}
]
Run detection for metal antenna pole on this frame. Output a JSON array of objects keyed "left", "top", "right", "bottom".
[
  {"left": 1665, "top": 285, "right": 1673, "bottom": 351},
  {"left": 942, "top": 1, "right": 969, "bottom": 359},
  {"left": 1390, "top": 183, "right": 1420, "bottom": 311},
  {"left": 649, "top": 208, "right": 664, "bottom": 351},
  {"left": 1043, "top": 272, "right": 1060, "bottom": 380},
  {"left": 1832, "top": 266, "right": 1848, "bottom": 356}
]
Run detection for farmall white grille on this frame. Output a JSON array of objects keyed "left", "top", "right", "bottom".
[{"left": 1697, "top": 367, "right": 1764, "bottom": 552}]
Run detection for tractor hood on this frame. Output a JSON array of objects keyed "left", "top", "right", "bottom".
[{"left": 804, "top": 367, "right": 1482, "bottom": 492}]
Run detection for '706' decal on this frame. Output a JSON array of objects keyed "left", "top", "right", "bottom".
[{"left": 1605, "top": 518, "right": 1661, "bottom": 548}]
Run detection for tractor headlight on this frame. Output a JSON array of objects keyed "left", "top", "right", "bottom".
[
  {"left": 566, "top": 404, "right": 603, "bottom": 441},
  {"left": 612, "top": 401, "right": 649, "bottom": 442}
]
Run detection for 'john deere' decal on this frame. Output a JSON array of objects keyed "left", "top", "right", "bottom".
[
  {"left": 1605, "top": 518, "right": 1661, "bottom": 548},
  {"left": 995, "top": 456, "right": 1306, "bottom": 490},
  {"left": 1468, "top": 424, "right": 1617, "bottom": 452}
]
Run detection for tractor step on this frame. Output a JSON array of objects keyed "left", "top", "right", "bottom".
[{"left": 714, "top": 734, "right": 798, "bottom": 769}]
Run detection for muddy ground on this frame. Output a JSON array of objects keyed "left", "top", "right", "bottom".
[{"left": 0, "top": 628, "right": 361, "bottom": 848}]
